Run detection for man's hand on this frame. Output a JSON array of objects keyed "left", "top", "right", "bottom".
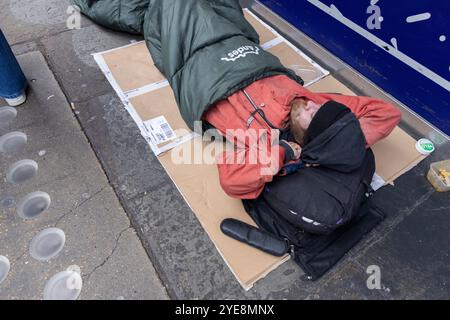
[{"left": 282, "top": 140, "right": 302, "bottom": 160}]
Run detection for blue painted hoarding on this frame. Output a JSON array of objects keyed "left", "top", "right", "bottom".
[{"left": 259, "top": 0, "right": 450, "bottom": 136}]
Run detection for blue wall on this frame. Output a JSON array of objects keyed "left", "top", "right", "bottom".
[{"left": 260, "top": 0, "right": 450, "bottom": 136}]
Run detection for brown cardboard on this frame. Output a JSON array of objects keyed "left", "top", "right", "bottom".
[
  {"left": 267, "top": 42, "right": 324, "bottom": 83},
  {"left": 94, "top": 13, "right": 427, "bottom": 290},
  {"left": 244, "top": 10, "right": 278, "bottom": 45},
  {"left": 102, "top": 42, "right": 165, "bottom": 92},
  {"left": 307, "top": 75, "right": 357, "bottom": 96},
  {"left": 129, "top": 86, "right": 191, "bottom": 132},
  {"left": 371, "top": 127, "right": 427, "bottom": 184},
  {"left": 159, "top": 139, "right": 289, "bottom": 290}
]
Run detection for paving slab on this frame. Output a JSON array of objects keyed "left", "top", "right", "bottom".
[
  {"left": 40, "top": 24, "right": 142, "bottom": 103},
  {"left": 0, "top": 51, "right": 168, "bottom": 300},
  {"left": 74, "top": 93, "right": 168, "bottom": 201},
  {"left": 353, "top": 148, "right": 450, "bottom": 300},
  {"left": 0, "top": 0, "right": 92, "bottom": 45}
]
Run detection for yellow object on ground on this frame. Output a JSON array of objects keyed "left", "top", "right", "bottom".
[
  {"left": 438, "top": 169, "right": 450, "bottom": 186},
  {"left": 427, "top": 160, "right": 450, "bottom": 192}
]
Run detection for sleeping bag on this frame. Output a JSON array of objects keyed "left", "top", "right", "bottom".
[{"left": 72, "top": 0, "right": 304, "bottom": 129}]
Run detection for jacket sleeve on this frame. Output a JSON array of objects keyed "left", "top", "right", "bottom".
[
  {"left": 318, "top": 94, "right": 402, "bottom": 147},
  {"left": 217, "top": 139, "right": 286, "bottom": 200}
]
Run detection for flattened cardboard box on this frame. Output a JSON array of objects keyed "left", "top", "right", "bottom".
[
  {"left": 92, "top": 10, "right": 427, "bottom": 290},
  {"left": 102, "top": 42, "right": 165, "bottom": 93}
]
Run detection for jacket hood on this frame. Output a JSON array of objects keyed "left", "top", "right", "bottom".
[{"left": 301, "top": 112, "right": 367, "bottom": 173}]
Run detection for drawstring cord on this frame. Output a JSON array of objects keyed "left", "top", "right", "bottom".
[{"left": 243, "top": 89, "right": 279, "bottom": 130}]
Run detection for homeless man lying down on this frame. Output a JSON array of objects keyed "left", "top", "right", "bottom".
[
  {"left": 75, "top": 0, "right": 402, "bottom": 277},
  {"left": 74, "top": 0, "right": 401, "bottom": 201}
]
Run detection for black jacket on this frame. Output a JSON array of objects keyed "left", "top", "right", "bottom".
[{"left": 246, "top": 112, "right": 374, "bottom": 235}]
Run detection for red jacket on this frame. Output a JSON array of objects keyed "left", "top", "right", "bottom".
[{"left": 203, "top": 75, "right": 401, "bottom": 199}]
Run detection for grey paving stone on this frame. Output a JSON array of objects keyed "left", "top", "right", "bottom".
[
  {"left": 355, "top": 190, "right": 450, "bottom": 300},
  {"left": 0, "top": 51, "right": 168, "bottom": 300},
  {"left": 74, "top": 93, "right": 168, "bottom": 201},
  {"left": 81, "top": 228, "right": 168, "bottom": 300},
  {"left": 0, "top": 0, "right": 92, "bottom": 45},
  {"left": 40, "top": 24, "right": 142, "bottom": 103}
]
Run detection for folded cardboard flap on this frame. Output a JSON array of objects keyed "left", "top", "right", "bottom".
[
  {"left": 267, "top": 42, "right": 323, "bottom": 85},
  {"left": 93, "top": 9, "right": 426, "bottom": 290}
]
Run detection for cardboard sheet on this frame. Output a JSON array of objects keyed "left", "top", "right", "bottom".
[
  {"left": 92, "top": 10, "right": 426, "bottom": 290},
  {"left": 372, "top": 127, "right": 427, "bottom": 184},
  {"left": 102, "top": 42, "right": 165, "bottom": 93},
  {"left": 308, "top": 75, "right": 357, "bottom": 96},
  {"left": 159, "top": 139, "right": 290, "bottom": 289},
  {"left": 243, "top": 10, "right": 278, "bottom": 45},
  {"left": 267, "top": 42, "right": 326, "bottom": 85}
]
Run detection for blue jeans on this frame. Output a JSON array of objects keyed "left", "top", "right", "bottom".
[{"left": 0, "top": 29, "right": 27, "bottom": 99}]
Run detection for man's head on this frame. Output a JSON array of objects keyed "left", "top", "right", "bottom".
[
  {"left": 289, "top": 98, "right": 322, "bottom": 145},
  {"left": 290, "top": 99, "right": 351, "bottom": 146}
]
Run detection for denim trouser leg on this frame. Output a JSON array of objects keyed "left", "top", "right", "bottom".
[{"left": 0, "top": 29, "right": 27, "bottom": 99}]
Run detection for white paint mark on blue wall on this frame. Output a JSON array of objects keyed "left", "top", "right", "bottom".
[
  {"left": 406, "top": 13, "right": 431, "bottom": 23},
  {"left": 306, "top": 0, "right": 450, "bottom": 91}
]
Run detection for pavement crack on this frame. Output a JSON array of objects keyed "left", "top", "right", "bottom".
[
  {"left": 83, "top": 226, "right": 131, "bottom": 281},
  {"left": 427, "top": 205, "right": 450, "bottom": 212},
  {"left": 388, "top": 189, "right": 435, "bottom": 226},
  {"left": 10, "top": 249, "right": 29, "bottom": 265},
  {"left": 54, "top": 185, "right": 108, "bottom": 227}
]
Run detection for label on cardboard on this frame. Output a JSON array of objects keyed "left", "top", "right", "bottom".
[{"left": 143, "top": 116, "right": 176, "bottom": 146}]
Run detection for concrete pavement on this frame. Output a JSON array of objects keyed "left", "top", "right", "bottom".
[{"left": 0, "top": 51, "right": 168, "bottom": 300}]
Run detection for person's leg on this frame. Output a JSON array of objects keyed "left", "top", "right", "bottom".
[
  {"left": 0, "top": 29, "right": 27, "bottom": 106},
  {"left": 205, "top": 0, "right": 259, "bottom": 43}
]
